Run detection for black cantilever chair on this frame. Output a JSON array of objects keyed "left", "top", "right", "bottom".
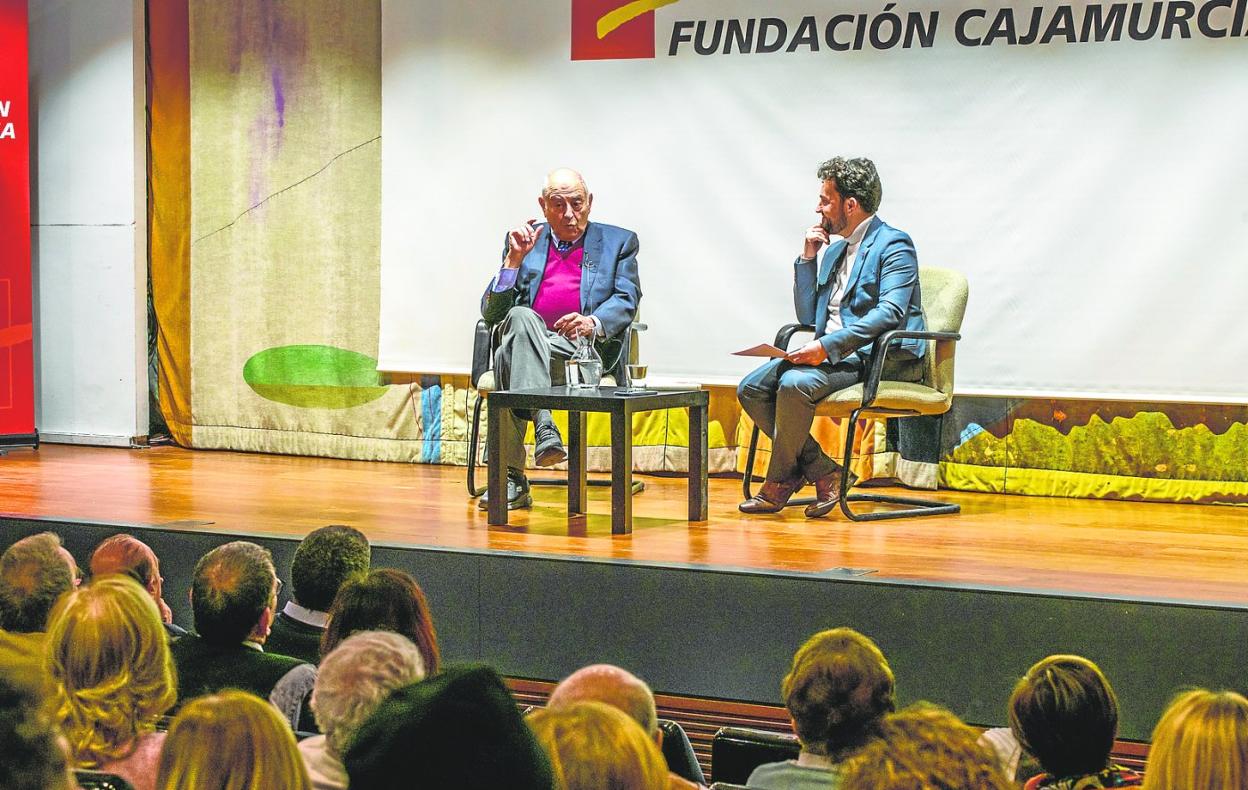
[
  {"left": 466, "top": 316, "right": 647, "bottom": 498},
  {"left": 742, "top": 266, "right": 968, "bottom": 521}
]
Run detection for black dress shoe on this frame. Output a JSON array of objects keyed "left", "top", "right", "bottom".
[
  {"left": 478, "top": 468, "right": 533, "bottom": 510},
  {"left": 739, "top": 477, "right": 803, "bottom": 514},
  {"left": 533, "top": 422, "right": 567, "bottom": 467},
  {"left": 805, "top": 468, "right": 859, "bottom": 518}
]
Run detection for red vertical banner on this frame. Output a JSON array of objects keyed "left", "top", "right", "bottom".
[{"left": 0, "top": 0, "right": 35, "bottom": 446}]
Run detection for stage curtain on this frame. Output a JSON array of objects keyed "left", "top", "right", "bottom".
[{"left": 148, "top": 0, "right": 193, "bottom": 446}]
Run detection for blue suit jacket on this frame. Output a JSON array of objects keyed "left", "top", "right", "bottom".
[
  {"left": 481, "top": 221, "right": 641, "bottom": 339},
  {"left": 794, "top": 216, "right": 926, "bottom": 367}
]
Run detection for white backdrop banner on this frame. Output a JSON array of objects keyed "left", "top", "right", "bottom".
[{"left": 379, "top": 0, "right": 1248, "bottom": 402}]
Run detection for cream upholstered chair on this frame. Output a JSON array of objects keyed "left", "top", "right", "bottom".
[
  {"left": 742, "top": 267, "right": 968, "bottom": 521},
  {"left": 465, "top": 317, "right": 644, "bottom": 497}
]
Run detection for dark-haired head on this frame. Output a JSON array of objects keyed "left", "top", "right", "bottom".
[
  {"left": 1008, "top": 654, "right": 1118, "bottom": 779},
  {"left": 321, "top": 568, "right": 440, "bottom": 674}
]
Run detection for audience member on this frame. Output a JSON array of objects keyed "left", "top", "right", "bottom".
[
  {"left": 170, "top": 541, "right": 310, "bottom": 711},
  {"left": 0, "top": 531, "right": 79, "bottom": 639},
  {"left": 89, "top": 533, "right": 186, "bottom": 637},
  {"left": 344, "top": 664, "right": 553, "bottom": 790},
  {"left": 1009, "top": 654, "right": 1141, "bottom": 789},
  {"left": 529, "top": 701, "right": 669, "bottom": 790},
  {"left": 268, "top": 525, "right": 370, "bottom": 663},
  {"left": 300, "top": 631, "right": 427, "bottom": 790},
  {"left": 0, "top": 666, "right": 75, "bottom": 790},
  {"left": 840, "top": 703, "right": 1014, "bottom": 790},
  {"left": 1142, "top": 688, "right": 1248, "bottom": 790},
  {"left": 47, "top": 574, "right": 176, "bottom": 790},
  {"left": 321, "top": 567, "right": 440, "bottom": 673},
  {"left": 747, "top": 627, "right": 895, "bottom": 789},
  {"left": 156, "top": 688, "right": 313, "bottom": 790},
  {"left": 548, "top": 663, "right": 704, "bottom": 789}
]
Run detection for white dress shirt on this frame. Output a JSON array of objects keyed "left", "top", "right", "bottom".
[{"left": 822, "top": 214, "right": 874, "bottom": 333}]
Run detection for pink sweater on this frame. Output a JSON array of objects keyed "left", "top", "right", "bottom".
[{"left": 530, "top": 243, "right": 584, "bottom": 329}]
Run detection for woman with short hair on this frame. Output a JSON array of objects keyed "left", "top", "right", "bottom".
[
  {"left": 46, "top": 574, "right": 176, "bottom": 790},
  {"left": 157, "top": 689, "right": 312, "bottom": 790},
  {"left": 1008, "top": 654, "right": 1141, "bottom": 789},
  {"left": 300, "top": 631, "right": 427, "bottom": 790},
  {"left": 1142, "top": 688, "right": 1248, "bottom": 790}
]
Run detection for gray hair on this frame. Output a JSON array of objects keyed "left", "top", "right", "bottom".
[
  {"left": 816, "top": 157, "right": 883, "bottom": 214},
  {"left": 312, "top": 630, "right": 427, "bottom": 757}
]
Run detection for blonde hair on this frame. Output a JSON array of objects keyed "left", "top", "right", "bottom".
[
  {"left": 157, "top": 690, "right": 312, "bottom": 790},
  {"left": 46, "top": 574, "right": 176, "bottom": 768},
  {"left": 528, "top": 701, "right": 668, "bottom": 790},
  {"left": 1143, "top": 689, "right": 1248, "bottom": 790},
  {"left": 842, "top": 703, "right": 1014, "bottom": 790}
]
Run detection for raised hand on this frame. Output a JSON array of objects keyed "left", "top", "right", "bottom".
[
  {"left": 505, "top": 218, "right": 543, "bottom": 268},
  {"left": 803, "top": 222, "right": 831, "bottom": 260}
]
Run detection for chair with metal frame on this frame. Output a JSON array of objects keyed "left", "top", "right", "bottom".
[
  {"left": 466, "top": 316, "right": 647, "bottom": 498},
  {"left": 742, "top": 266, "right": 967, "bottom": 521}
]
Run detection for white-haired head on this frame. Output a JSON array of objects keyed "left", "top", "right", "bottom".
[{"left": 312, "top": 630, "right": 426, "bottom": 756}]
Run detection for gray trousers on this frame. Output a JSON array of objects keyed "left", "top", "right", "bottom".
[
  {"left": 737, "top": 354, "right": 924, "bottom": 483},
  {"left": 493, "top": 307, "right": 577, "bottom": 470}
]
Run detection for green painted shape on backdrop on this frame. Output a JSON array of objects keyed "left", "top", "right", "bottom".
[{"left": 243, "top": 345, "right": 388, "bottom": 409}]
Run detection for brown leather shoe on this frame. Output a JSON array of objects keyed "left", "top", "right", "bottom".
[
  {"left": 804, "top": 468, "right": 860, "bottom": 518},
  {"left": 739, "top": 477, "right": 803, "bottom": 514}
]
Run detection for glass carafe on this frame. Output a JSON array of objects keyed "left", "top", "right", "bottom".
[{"left": 567, "top": 334, "right": 602, "bottom": 389}]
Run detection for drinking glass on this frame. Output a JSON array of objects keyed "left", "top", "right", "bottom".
[{"left": 626, "top": 363, "right": 648, "bottom": 392}]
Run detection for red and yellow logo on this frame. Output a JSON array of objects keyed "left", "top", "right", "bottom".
[{"left": 571, "top": 0, "right": 680, "bottom": 61}]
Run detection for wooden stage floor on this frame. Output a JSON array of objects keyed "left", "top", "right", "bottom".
[{"left": 2, "top": 444, "right": 1246, "bottom": 605}]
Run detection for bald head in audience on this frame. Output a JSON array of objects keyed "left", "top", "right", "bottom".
[
  {"left": 549, "top": 664, "right": 658, "bottom": 738},
  {"left": 90, "top": 534, "right": 174, "bottom": 625},
  {"left": 548, "top": 664, "right": 704, "bottom": 790}
]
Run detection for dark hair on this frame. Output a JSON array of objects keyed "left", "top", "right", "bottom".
[
  {"left": 782, "top": 628, "right": 896, "bottom": 758},
  {"left": 89, "top": 533, "right": 157, "bottom": 587},
  {"left": 0, "top": 532, "right": 75, "bottom": 633},
  {"left": 1008, "top": 654, "right": 1118, "bottom": 778},
  {"left": 290, "top": 525, "right": 370, "bottom": 612},
  {"left": 816, "top": 157, "right": 883, "bottom": 214},
  {"left": 0, "top": 669, "right": 72, "bottom": 790},
  {"left": 190, "top": 541, "right": 277, "bottom": 646},
  {"left": 321, "top": 568, "right": 440, "bottom": 673}
]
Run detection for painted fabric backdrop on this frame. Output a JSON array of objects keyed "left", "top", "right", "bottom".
[{"left": 148, "top": 0, "right": 1246, "bottom": 504}]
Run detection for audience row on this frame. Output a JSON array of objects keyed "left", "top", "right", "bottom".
[{"left": 1, "top": 527, "right": 1246, "bottom": 790}]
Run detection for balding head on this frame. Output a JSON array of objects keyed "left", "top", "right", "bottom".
[
  {"left": 548, "top": 664, "right": 658, "bottom": 737},
  {"left": 0, "top": 533, "right": 77, "bottom": 633},
  {"left": 91, "top": 534, "right": 159, "bottom": 588},
  {"left": 539, "top": 168, "right": 593, "bottom": 243},
  {"left": 190, "top": 541, "right": 277, "bottom": 646}
]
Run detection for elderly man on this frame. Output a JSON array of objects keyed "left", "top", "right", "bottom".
[
  {"left": 267, "top": 525, "right": 370, "bottom": 663},
  {"left": 0, "top": 532, "right": 79, "bottom": 640},
  {"left": 479, "top": 168, "right": 642, "bottom": 510},
  {"left": 748, "top": 628, "right": 896, "bottom": 789},
  {"left": 300, "top": 631, "right": 427, "bottom": 790},
  {"left": 170, "top": 540, "right": 309, "bottom": 708},
  {"left": 548, "top": 663, "right": 705, "bottom": 789},
  {"left": 89, "top": 533, "right": 186, "bottom": 637},
  {"left": 738, "top": 157, "right": 927, "bottom": 518}
]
